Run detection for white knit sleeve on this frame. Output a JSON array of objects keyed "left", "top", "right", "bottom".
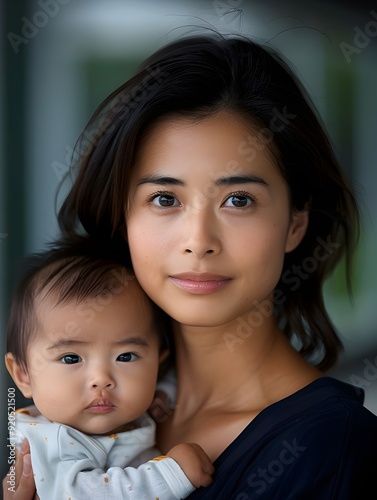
[{"left": 17, "top": 417, "right": 195, "bottom": 499}]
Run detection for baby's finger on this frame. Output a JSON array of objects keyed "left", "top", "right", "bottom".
[
  {"left": 149, "top": 396, "right": 172, "bottom": 422},
  {"left": 203, "top": 461, "right": 215, "bottom": 475},
  {"left": 199, "top": 471, "right": 214, "bottom": 488}
]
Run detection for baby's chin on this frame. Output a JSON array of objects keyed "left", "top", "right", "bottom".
[
  {"left": 68, "top": 420, "right": 138, "bottom": 436},
  {"left": 89, "top": 422, "right": 138, "bottom": 436}
]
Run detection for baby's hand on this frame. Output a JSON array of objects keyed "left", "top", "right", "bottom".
[
  {"left": 148, "top": 390, "right": 173, "bottom": 423},
  {"left": 167, "top": 443, "right": 214, "bottom": 488}
]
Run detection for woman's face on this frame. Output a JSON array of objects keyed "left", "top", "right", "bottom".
[{"left": 126, "top": 112, "right": 307, "bottom": 328}]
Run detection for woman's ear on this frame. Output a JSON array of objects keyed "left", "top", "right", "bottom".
[
  {"left": 285, "top": 208, "right": 309, "bottom": 253},
  {"left": 5, "top": 353, "right": 33, "bottom": 399}
]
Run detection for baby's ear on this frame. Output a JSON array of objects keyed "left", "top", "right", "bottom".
[
  {"left": 5, "top": 353, "right": 33, "bottom": 398},
  {"left": 159, "top": 348, "right": 170, "bottom": 365}
]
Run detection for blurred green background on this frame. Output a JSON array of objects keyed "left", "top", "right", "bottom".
[{"left": 1, "top": 0, "right": 377, "bottom": 481}]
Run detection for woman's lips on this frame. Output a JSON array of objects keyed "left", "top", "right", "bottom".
[{"left": 169, "top": 273, "right": 232, "bottom": 294}]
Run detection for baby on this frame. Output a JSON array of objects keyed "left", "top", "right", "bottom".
[{"left": 5, "top": 240, "right": 214, "bottom": 499}]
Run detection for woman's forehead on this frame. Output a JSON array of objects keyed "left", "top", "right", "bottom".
[{"left": 135, "top": 111, "right": 277, "bottom": 166}]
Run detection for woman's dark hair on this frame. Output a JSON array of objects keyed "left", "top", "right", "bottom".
[{"left": 58, "top": 33, "right": 359, "bottom": 371}]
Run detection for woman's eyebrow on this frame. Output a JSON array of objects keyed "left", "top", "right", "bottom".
[
  {"left": 137, "top": 175, "right": 186, "bottom": 186},
  {"left": 215, "top": 175, "right": 268, "bottom": 186},
  {"left": 136, "top": 174, "right": 268, "bottom": 187}
]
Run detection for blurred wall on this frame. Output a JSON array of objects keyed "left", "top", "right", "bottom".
[{"left": 1, "top": 0, "right": 377, "bottom": 482}]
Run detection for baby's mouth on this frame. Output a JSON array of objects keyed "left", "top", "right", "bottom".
[{"left": 86, "top": 398, "right": 115, "bottom": 412}]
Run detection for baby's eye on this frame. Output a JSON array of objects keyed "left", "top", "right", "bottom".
[
  {"left": 60, "top": 354, "right": 82, "bottom": 364},
  {"left": 151, "top": 193, "right": 180, "bottom": 207},
  {"left": 117, "top": 352, "right": 138, "bottom": 362},
  {"left": 223, "top": 194, "right": 254, "bottom": 208}
]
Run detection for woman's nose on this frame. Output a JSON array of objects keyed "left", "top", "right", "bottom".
[{"left": 179, "top": 209, "right": 221, "bottom": 258}]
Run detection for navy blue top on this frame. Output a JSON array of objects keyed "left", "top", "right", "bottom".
[{"left": 188, "top": 377, "right": 377, "bottom": 499}]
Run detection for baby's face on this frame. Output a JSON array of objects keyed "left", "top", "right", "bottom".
[{"left": 25, "top": 276, "right": 162, "bottom": 435}]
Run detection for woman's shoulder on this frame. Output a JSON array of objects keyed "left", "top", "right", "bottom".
[
  {"left": 245, "top": 376, "right": 377, "bottom": 447},
  {"left": 272, "top": 375, "right": 375, "bottom": 420},
  {"left": 190, "top": 377, "right": 377, "bottom": 500},
  {"left": 188, "top": 377, "right": 377, "bottom": 499}
]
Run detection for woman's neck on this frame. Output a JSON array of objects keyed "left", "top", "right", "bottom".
[
  {"left": 157, "top": 316, "right": 321, "bottom": 459},
  {"left": 171, "top": 316, "right": 321, "bottom": 418}
]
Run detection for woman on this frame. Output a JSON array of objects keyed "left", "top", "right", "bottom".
[{"left": 5, "top": 33, "right": 377, "bottom": 499}]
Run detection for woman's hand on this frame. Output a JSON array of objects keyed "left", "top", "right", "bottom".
[
  {"left": 148, "top": 390, "right": 173, "bottom": 423},
  {"left": 2, "top": 439, "right": 37, "bottom": 500}
]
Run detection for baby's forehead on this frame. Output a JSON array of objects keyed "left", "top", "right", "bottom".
[
  {"left": 35, "top": 270, "right": 150, "bottom": 312},
  {"left": 29, "top": 262, "right": 155, "bottom": 342},
  {"left": 34, "top": 259, "right": 140, "bottom": 303},
  {"left": 31, "top": 277, "right": 158, "bottom": 346}
]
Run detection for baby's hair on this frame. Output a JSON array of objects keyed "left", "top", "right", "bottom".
[
  {"left": 7, "top": 237, "right": 172, "bottom": 370},
  {"left": 58, "top": 33, "right": 359, "bottom": 370}
]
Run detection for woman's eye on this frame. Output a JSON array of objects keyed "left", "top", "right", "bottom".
[
  {"left": 151, "top": 193, "right": 180, "bottom": 207},
  {"left": 223, "top": 194, "right": 254, "bottom": 208},
  {"left": 60, "top": 354, "right": 82, "bottom": 364},
  {"left": 117, "top": 352, "right": 138, "bottom": 362}
]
